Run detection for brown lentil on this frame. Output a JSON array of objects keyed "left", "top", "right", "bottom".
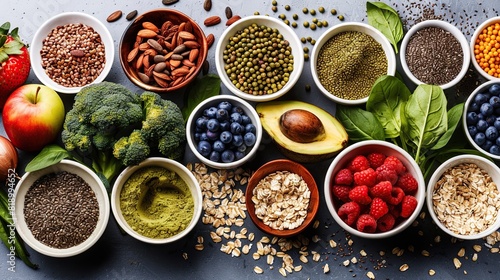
[
  {"left": 316, "top": 31, "right": 387, "bottom": 100},
  {"left": 40, "top": 23, "right": 105, "bottom": 88},
  {"left": 24, "top": 171, "right": 99, "bottom": 249}
]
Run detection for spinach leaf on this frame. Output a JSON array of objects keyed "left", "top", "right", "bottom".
[
  {"left": 25, "top": 145, "right": 72, "bottom": 172},
  {"left": 366, "top": 75, "right": 411, "bottom": 138},
  {"left": 366, "top": 1, "right": 404, "bottom": 53},
  {"left": 431, "top": 103, "right": 464, "bottom": 150},
  {"left": 182, "top": 74, "right": 221, "bottom": 122},
  {"left": 336, "top": 105, "right": 385, "bottom": 142},
  {"left": 402, "top": 84, "right": 448, "bottom": 162}
]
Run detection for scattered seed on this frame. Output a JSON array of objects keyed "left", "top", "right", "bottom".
[
  {"left": 107, "top": 10, "right": 122, "bottom": 22},
  {"left": 225, "top": 6, "right": 233, "bottom": 19},
  {"left": 162, "top": 0, "right": 179, "bottom": 5},
  {"left": 203, "top": 0, "right": 212, "bottom": 11},
  {"left": 400, "top": 264, "right": 409, "bottom": 272},
  {"left": 126, "top": 10, "right": 138, "bottom": 21}
]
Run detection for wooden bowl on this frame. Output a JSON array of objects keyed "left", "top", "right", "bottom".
[{"left": 245, "top": 159, "right": 319, "bottom": 237}]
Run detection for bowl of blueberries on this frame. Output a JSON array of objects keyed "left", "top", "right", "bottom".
[
  {"left": 464, "top": 81, "right": 500, "bottom": 159},
  {"left": 186, "top": 94, "right": 262, "bottom": 169}
]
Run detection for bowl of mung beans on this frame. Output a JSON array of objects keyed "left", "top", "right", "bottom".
[
  {"left": 400, "top": 19, "right": 470, "bottom": 89},
  {"left": 215, "top": 15, "right": 304, "bottom": 102},
  {"left": 310, "top": 22, "right": 396, "bottom": 105},
  {"left": 470, "top": 16, "right": 500, "bottom": 81},
  {"left": 30, "top": 12, "right": 114, "bottom": 94},
  {"left": 13, "top": 159, "right": 110, "bottom": 257}
]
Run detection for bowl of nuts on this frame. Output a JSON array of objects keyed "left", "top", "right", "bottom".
[
  {"left": 185, "top": 94, "right": 262, "bottom": 169},
  {"left": 13, "top": 159, "right": 110, "bottom": 257},
  {"left": 310, "top": 22, "right": 396, "bottom": 105},
  {"left": 470, "top": 16, "right": 500, "bottom": 81},
  {"left": 426, "top": 154, "right": 500, "bottom": 240},
  {"left": 30, "top": 12, "right": 114, "bottom": 94},
  {"left": 119, "top": 9, "right": 208, "bottom": 93},
  {"left": 245, "top": 159, "right": 320, "bottom": 237},
  {"left": 324, "top": 140, "right": 425, "bottom": 239},
  {"left": 215, "top": 15, "right": 304, "bottom": 102}
]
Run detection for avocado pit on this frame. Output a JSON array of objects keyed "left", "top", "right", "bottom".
[{"left": 279, "top": 109, "right": 326, "bottom": 143}]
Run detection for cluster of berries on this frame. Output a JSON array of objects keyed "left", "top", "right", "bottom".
[{"left": 331, "top": 153, "right": 419, "bottom": 233}]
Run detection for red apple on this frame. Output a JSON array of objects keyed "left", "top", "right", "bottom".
[{"left": 2, "top": 84, "right": 65, "bottom": 152}]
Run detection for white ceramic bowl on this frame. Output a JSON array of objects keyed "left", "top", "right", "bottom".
[
  {"left": 324, "top": 140, "right": 425, "bottom": 239},
  {"left": 111, "top": 157, "right": 202, "bottom": 244},
  {"left": 310, "top": 22, "right": 396, "bottom": 105},
  {"left": 426, "top": 155, "right": 500, "bottom": 240},
  {"left": 400, "top": 19, "right": 470, "bottom": 89},
  {"left": 13, "top": 159, "right": 110, "bottom": 257},
  {"left": 186, "top": 94, "right": 262, "bottom": 169},
  {"left": 470, "top": 16, "right": 500, "bottom": 81},
  {"left": 215, "top": 15, "right": 304, "bottom": 102},
  {"left": 30, "top": 12, "right": 114, "bottom": 94},
  {"left": 463, "top": 80, "right": 500, "bottom": 160}
]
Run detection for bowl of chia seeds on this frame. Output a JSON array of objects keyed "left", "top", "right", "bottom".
[
  {"left": 310, "top": 22, "right": 396, "bottom": 105},
  {"left": 13, "top": 159, "right": 110, "bottom": 257},
  {"left": 400, "top": 19, "right": 470, "bottom": 90},
  {"left": 215, "top": 15, "right": 304, "bottom": 102}
]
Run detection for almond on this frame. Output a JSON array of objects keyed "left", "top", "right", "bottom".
[
  {"left": 206, "top": 34, "right": 215, "bottom": 49},
  {"left": 107, "top": 10, "right": 122, "bottom": 22},
  {"left": 183, "top": 40, "right": 200, "bottom": 49},
  {"left": 127, "top": 47, "right": 139, "bottom": 62},
  {"left": 204, "top": 16, "right": 221, "bottom": 27},
  {"left": 137, "top": 29, "right": 158, "bottom": 39},
  {"left": 172, "top": 67, "right": 191, "bottom": 77},
  {"left": 178, "top": 31, "right": 196, "bottom": 41},
  {"left": 188, "top": 48, "right": 199, "bottom": 62},
  {"left": 226, "top": 15, "right": 241, "bottom": 26},
  {"left": 142, "top": 22, "right": 159, "bottom": 33}
]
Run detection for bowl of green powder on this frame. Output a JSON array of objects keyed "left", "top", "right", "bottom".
[
  {"left": 111, "top": 157, "right": 202, "bottom": 244},
  {"left": 310, "top": 22, "right": 396, "bottom": 105}
]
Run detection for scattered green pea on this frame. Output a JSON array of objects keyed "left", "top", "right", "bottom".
[
  {"left": 338, "top": 15, "right": 344, "bottom": 21},
  {"left": 302, "top": 8, "right": 308, "bottom": 14},
  {"left": 331, "top": 9, "right": 337, "bottom": 15},
  {"left": 272, "top": 0, "right": 278, "bottom": 6},
  {"left": 304, "top": 53, "right": 309, "bottom": 61},
  {"left": 310, "top": 9, "right": 316, "bottom": 15},
  {"left": 292, "top": 14, "right": 298, "bottom": 20},
  {"left": 272, "top": 6, "right": 278, "bottom": 12},
  {"left": 284, "top": 19, "right": 290, "bottom": 25},
  {"left": 254, "top": 11, "right": 260, "bottom": 15},
  {"left": 303, "top": 21, "right": 309, "bottom": 28},
  {"left": 305, "top": 84, "right": 311, "bottom": 92},
  {"left": 310, "top": 23, "right": 317, "bottom": 30},
  {"left": 312, "top": 17, "right": 318, "bottom": 24},
  {"left": 292, "top": 22, "right": 298, "bottom": 28},
  {"left": 301, "top": 37, "right": 307, "bottom": 43},
  {"left": 318, "top": 6, "right": 325, "bottom": 13},
  {"left": 322, "top": 20, "right": 328, "bottom": 27},
  {"left": 285, "top": 5, "right": 290, "bottom": 11},
  {"left": 279, "top": 14, "right": 286, "bottom": 19},
  {"left": 303, "top": 47, "right": 309, "bottom": 53},
  {"left": 317, "top": 21, "right": 323, "bottom": 28},
  {"left": 306, "top": 36, "right": 312, "bottom": 42},
  {"left": 310, "top": 39, "right": 316, "bottom": 45}
]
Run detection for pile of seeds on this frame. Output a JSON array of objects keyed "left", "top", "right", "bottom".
[
  {"left": 40, "top": 23, "right": 105, "bottom": 88},
  {"left": 24, "top": 171, "right": 99, "bottom": 249}
]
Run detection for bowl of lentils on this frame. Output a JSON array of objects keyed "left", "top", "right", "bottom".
[
  {"left": 470, "top": 16, "right": 500, "bottom": 81},
  {"left": 186, "top": 94, "right": 262, "bottom": 169},
  {"left": 215, "top": 15, "right": 304, "bottom": 102},
  {"left": 13, "top": 159, "right": 110, "bottom": 257},
  {"left": 30, "top": 12, "right": 114, "bottom": 94},
  {"left": 400, "top": 19, "right": 470, "bottom": 90}
]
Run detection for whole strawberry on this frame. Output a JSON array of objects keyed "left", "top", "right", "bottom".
[{"left": 0, "top": 22, "right": 30, "bottom": 110}]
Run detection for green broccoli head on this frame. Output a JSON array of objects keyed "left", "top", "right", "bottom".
[{"left": 113, "top": 130, "right": 150, "bottom": 166}]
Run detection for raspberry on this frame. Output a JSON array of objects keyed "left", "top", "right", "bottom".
[
  {"left": 334, "top": 168, "right": 353, "bottom": 185},
  {"left": 377, "top": 213, "right": 396, "bottom": 232},
  {"left": 348, "top": 185, "right": 372, "bottom": 205},
  {"left": 388, "top": 204, "right": 400, "bottom": 219},
  {"left": 356, "top": 214, "right": 377, "bottom": 233},
  {"left": 369, "top": 197, "right": 389, "bottom": 219},
  {"left": 400, "top": 195, "right": 418, "bottom": 218},
  {"left": 337, "top": 201, "right": 361, "bottom": 226},
  {"left": 384, "top": 156, "right": 406, "bottom": 174},
  {"left": 367, "top": 152, "right": 386, "bottom": 169},
  {"left": 348, "top": 155, "right": 370, "bottom": 172},
  {"left": 388, "top": 187, "right": 405, "bottom": 205},
  {"left": 397, "top": 172, "right": 418, "bottom": 194},
  {"left": 353, "top": 168, "right": 377, "bottom": 187},
  {"left": 370, "top": 181, "right": 392, "bottom": 201},
  {"left": 331, "top": 184, "right": 351, "bottom": 202},
  {"left": 375, "top": 164, "right": 398, "bottom": 185}
]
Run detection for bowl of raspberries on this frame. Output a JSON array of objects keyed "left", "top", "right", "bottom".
[
  {"left": 324, "top": 140, "right": 425, "bottom": 238},
  {"left": 186, "top": 94, "right": 262, "bottom": 169},
  {"left": 463, "top": 81, "right": 500, "bottom": 159}
]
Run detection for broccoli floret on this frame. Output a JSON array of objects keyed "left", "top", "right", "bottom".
[{"left": 113, "top": 130, "right": 150, "bottom": 166}]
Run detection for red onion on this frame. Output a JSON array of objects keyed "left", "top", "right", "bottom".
[{"left": 0, "top": 136, "right": 18, "bottom": 181}]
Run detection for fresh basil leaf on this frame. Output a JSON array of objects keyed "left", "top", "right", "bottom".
[
  {"left": 25, "top": 145, "right": 72, "bottom": 172},
  {"left": 366, "top": 75, "right": 411, "bottom": 138},
  {"left": 431, "top": 103, "right": 464, "bottom": 150},
  {"left": 366, "top": 1, "right": 404, "bottom": 53},
  {"left": 336, "top": 105, "right": 385, "bottom": 142},
  {"left": 182, "top": 74, "right": 221, "bottom": 122}
]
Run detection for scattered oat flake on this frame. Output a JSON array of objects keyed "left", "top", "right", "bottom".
[
  {"left": 491, "top": 247, "right": 500, "bottom": 253},
  {"left": 458, "top": 248, "right": 465, "bottom": 257},
  {"left": 453, "top": 258, "right": 462, "bottom": 269},
  {"left": 182, "top": 252, "right": 188, "bottom": 260},
  {"left": 472, "top": 253, "right": 478, "bottom": 262},
  {"left": 254, "top": 266, "right": 263, "bottom": 274},
  {"left": 279, "top": 267, "right": 287, "bottom": 277},
  {"left": 421, "top": 250, "right": 430, "bottom": 257},
  {"left": 429, "top": 269, "right": 436, "bottom": 276},
  {"left": 366, "top": 271, "right": 376, "bottom": 279},
  {"left": 473, "top": 245, "right": 482, "bottom": 252},
  {"left": 329, "top": 239, "right": 337, "bottom": 248},
  {"left": 323, "top": 263, "right": 330, "bottom": 274},
  {"left": 400, "top": 264, "right": 409, "bottom": 272},
  {"left": 343, "top": 260, "right": 350, "bottom": 266},
  {"left": 360, "top": 249, "right": 367, "bottom": 257}
]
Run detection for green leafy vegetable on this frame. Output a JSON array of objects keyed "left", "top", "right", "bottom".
[
  {"left": 336, "top": 105, "right": 385, "bottom": 142},
  {"left": 25, "top": 144, "right": 73, "bottom": 172},
  {"left": 431, "top": 103, "right": 464, "bottom": 150},
  {"left": 182, "top": 74, "right": 221, "bottom": 122},
  {"left": 366, "top": 1, "right": 404, "bottom": 53}
]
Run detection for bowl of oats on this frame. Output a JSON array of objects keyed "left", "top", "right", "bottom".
[
  {"left": 245, "top": 159, "right": 320, "bottom": 237},
  {"left": 426, "top": 154, "right": 500, "bottom": 240}
]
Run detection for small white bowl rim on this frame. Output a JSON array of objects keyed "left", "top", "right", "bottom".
[
  {"left": 426, "top": 154, "right": 500, "bottom": 240},
  {"left": 462, "top": 80, "right": 500, "bottom": 160},
  {"left": 111, "top": 157, "right": 203, "bottom": 244},
  {"left": 469, "top": 16, "right": 500, "bottom": 82},
  {"left": 400, "top": 19, "right": 471, "bottom": 90},
  {"left": 186, "top": 94, "right": 263, "bottom": 169},
  {"left": 30, "top": 12, "right": 114, "bottom": 94},
  {"left": 324, "top": 140, "right": 425, "bottom": 239},
  {"left": 215, "top": 15, "right": 304, "bottom": 102},
  {"left": 310, "top": 22, "right": 397, "bottom": 105},
  {"left": 13, "top": 159, "right": 110, "bottom": 257}
]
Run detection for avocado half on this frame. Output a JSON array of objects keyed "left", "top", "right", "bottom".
[{"left": 256, "top": 100, "right": 348, "bottom": 163}]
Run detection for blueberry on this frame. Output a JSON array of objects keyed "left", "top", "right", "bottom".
[
  {"left": 230, "top": 122, "right": 244, "bottom": 134},
  {"left": 220, "top": 131, "right": 233, "bottom": 144},
  {"left": 196, "top": 116, "right": 209, "bottom": 129},
  {"left": 209, "top": 151, "right": 220, "bottom": 162},
  {"left": 206, "top": 130, "right": 219, "bottom": 141},
  {"left": 213, "top": 140, "right": 225, "bottom": 152},
  {"left": 490, "top": 145, "right": 500, "bottom": 155},
  {"left": 477, "top": 119, "right": 489, "bottom": 131},
  {"left": 245, "top": 123, "right": 256, "bottom": 134},
  {"left": 474, "top": 132, "right": 486, "bottom": 146},
  {"left": 216, "top": 109, "right": 229, "bottom": 121},
  {"left": 221, "top": 150, "right": 235, "bottom": 163},
  {"left": 244, "top": 132, "right": 256, "bottom": 146},
  {"left": 496, "top": 137, "right": 500, "bottom": 146},
  {"left": 474, "top": 93, "right": 489, "bottom": 104},
  {"left": 235, "top": 151, "right": 246, "bottom": 161},
  {"left": 486, "top": 115, "right": 497, "bottom": 125},
  {"left": 468, "top": 126, "right": 478, "bottom": 137},
  {"left": 232, "top": 134, "right": 243, "bottom": 147},
  {"left": 466, "top": 112, "right": 479, "bottom": 125},
  {"left": 219, "top": 121, "right": 230, "bottom": 131},
  {"left": 480, "top": 103, "right": 494, "bottom": 116},
  {"left": 486, "top": 126, "right": 499, "bottom": 140},
  {"left": 241, "top": 115, "right": 251, "bottom": 125},
  {"left": 204, "top": 107, "right": 218, "bottom": 118},
  {"left": 489, "top": 84, "right": 500, "bottom": 95},
  {"left": 218, "top": 101, "right": 233, "bottom": 111},
  {"left": 469, "top": 102, "right": 480, "bottom": 112},
  {"left": 238, "top": 144, "right": 247, "bottom": 153},
  {"left": 231, "top": 106, "right": 244, "bottom": 114},
  {"left": 197, "top": 140, "right": 212, "bottom": 157},
  {"left": 230, "top": 112, "right": 242, "bottom": 123},
  {"left": 482, "top": 140, "right": 494, "bottom": 151},
  {"left": 490, "top": 96, "right": 500, "bottom": 108},
  {"left": 199, "top": 132, "right": 209, "bottom": 141},
  {"left": 194, "top": 132, "right": 202, "bottom": 141},
  {"left": 206, "top": 118, "right": 220, "bottom": 132}
]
